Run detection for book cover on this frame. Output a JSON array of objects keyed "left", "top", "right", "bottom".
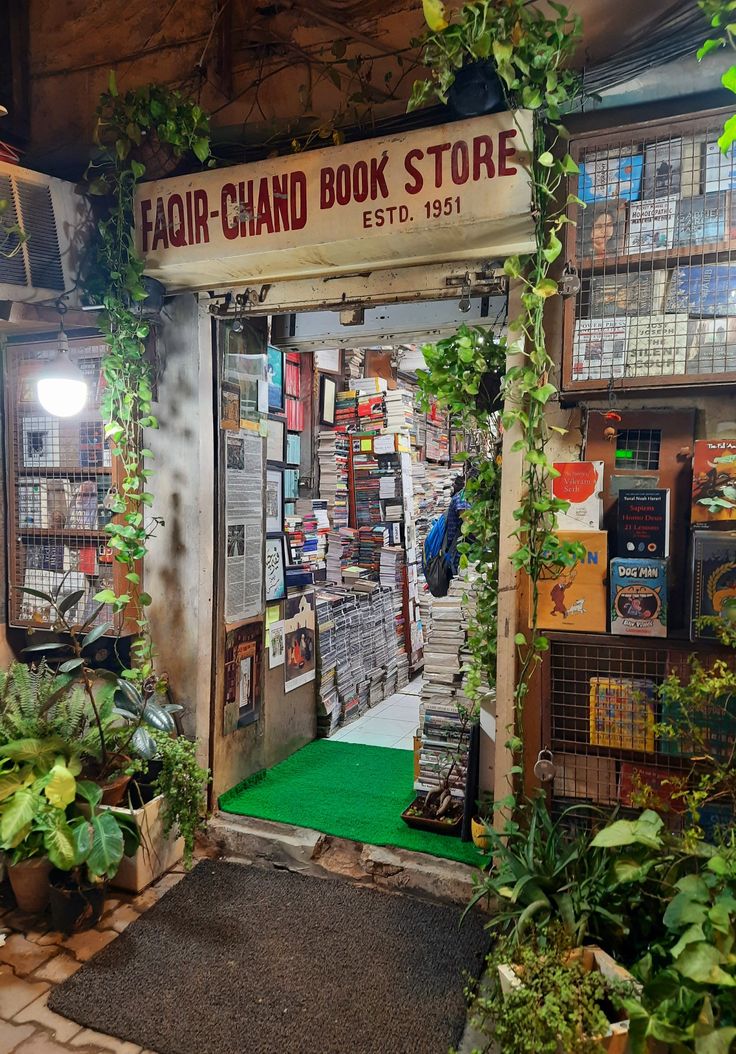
[
  {"left": 690, "top": 529, "right": 736, "bottom": 640},
  {"left": 686, "top": 318, "right": 736, "bottom": 375},
  {"left": 642, "top": 138, "right": 682, "bottom": 198},
  {"left": 704, "top": 140, "right": 736, "bottom": 193},
  {"left": 17, "top": 482, "right": 46, "bottom": 528},
  {"left": 572, "top": 317, "right": 627, "bottom": 381},
  {"left": 576, "top": 199, "right": 626, "bottom": 262},
  {"left": 665, "top": 264, "right": 736, "bottom": 316},
  {"left": 552, "top": 461, "right": 604, "bottom": 530},
  {"left": 25, "top": 543, "right": 64, "bottom": 572},
  {"left": 534, "top": 530, "right": 608, "bottom": 633},
  {"left": 588, "top": 271, "right": 667, "bottom": 317},
  {"left": 625, "top": 195, "right": 679, "bottom": 253},
  {"left": 674, "top": 192, "right": 726, "bottom": 246},
  {"left": 79, "top": 421, "right": 105, "bottom": 468},
  {"left": 610, "top": 558, "right": 667, "bottom": 637},
  {"left": 579, "top": 152, "right": 643, "bottom": 203},
  {"left": 553, "top": 753, "right": 618, "bottom": 805},
  {"left": 692, "top": 439, "right": 736, "bottom": 524},
  {"left": 681, "top": 136, "right": 704, "bottom": 197},
  {"left": 625, "top": 314, "right": 689, "bottom": 377},
  {"left": 589, "top": 676, "right": 656, "bottom": 752},
  {"left": 66, "top": 481, "right": 99, "bottom": 529},
  {"left": 619, "top": 762, "right": 684, "bottom": 811},
  {"left": 21, "top": 416, "right": 60, "bottom": 469},
  {"left": 617, "top": 489, "right": 670, "bottom": 557}
]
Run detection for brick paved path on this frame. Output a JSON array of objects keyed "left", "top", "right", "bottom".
[{"left": 0, "top": 866, "right": 187, "bottom": 1054}]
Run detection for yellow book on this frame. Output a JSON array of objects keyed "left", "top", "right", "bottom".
[
  {"left": 534, "top": 530, "right": 608, "bottom": 633},
  {"left": 589, "top": 676, "right": 655, "bottom": 753}
]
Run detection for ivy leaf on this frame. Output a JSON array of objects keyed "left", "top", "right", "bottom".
[
  {"left": 532, "top": 278, "right": 558, "bottom": 299},
  {"left": 560, "top": 154, "right": 579, "bottom": 174},
  {"left": 108, "top": 69, "right": 118, "bottom": 97},
  {"left": 698, "top": 37, "right": 724, "bottom": 60},
  {"left": 522, "top": 85, "right": 543, "bottom": 109},
  {"left": 422, "top": 0, "right": 448, "bottom": 31},
  {"left": 192, "top": 137, "right": 210, "bottom": 163},
  {"left": 537, "top": 151, "right": 554, "bottom": 167},
  {"left": 718, "top": 113, "right": 736, "bottom": 155},
  {"left": 530, "top": 383, "right": 557, "bottom": 403},
  {"left": 721, "top": 64, "right": 736, "bottom": 95},
  {"left": 542, "top": 231, "right": 562, "bottom": 263},
  {"left": 695, "top": 1029, "right": 736, "bottom": 1054}
]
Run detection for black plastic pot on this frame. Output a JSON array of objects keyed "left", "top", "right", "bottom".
[
  {"left": 449, "top": 60, "right": 505, "bottom": 118},
  {"left": 476, "top": 370, "right": 503, "bottom": 414},
  {"left": 49, "top": 870, "right": 107, "bottom": 935},
  {"left": 128, "top": 757, "right": 164, "bottom": 808}
]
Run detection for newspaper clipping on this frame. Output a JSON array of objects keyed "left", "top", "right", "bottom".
[{"left": 225, "top": 430, "right": 264, "bottom": 622}]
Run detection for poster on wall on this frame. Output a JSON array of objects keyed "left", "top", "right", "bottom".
[
  {"left": 223, "top": 623, "right": 263, "bottom": 732},
  {"left": 284, "top": 589, "right": 316, "bottom": 693},
  {"left": 266, "top": 468, "right": 283, "bottom": 533},
  {"left": 225, "top": 430, "right": 264, "bottom": 622},
  {"left": 267, "top": 346, "right": 285, "bottom": 412},
  {"left": 269, "top": 621, "right": 285, "bottom": 668},
  {"left": 265, "top": 534, "right": 287, "bottom": 602}
]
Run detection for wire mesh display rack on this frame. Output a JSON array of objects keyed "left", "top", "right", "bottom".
[
  {"left": 562, "top": 107, "right": 736, "bottom": 394},
  {"left": 4, "top": 337, "right": 136, "bottom": 635}
]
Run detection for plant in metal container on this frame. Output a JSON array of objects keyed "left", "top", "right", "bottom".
[{"left": 401, "top": 703, "right": 476, "bottom": 836}]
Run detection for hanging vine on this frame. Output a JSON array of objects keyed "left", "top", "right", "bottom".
[
  {"left": 411, "top": 0, "right": 585, "bottom": 805},
  {"left": 83, "top": 75, "right": 212, "bottom": 683}
]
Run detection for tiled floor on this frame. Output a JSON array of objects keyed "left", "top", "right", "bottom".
[{"left": 330, "top": 674, "right": 423, "bottom": 750}]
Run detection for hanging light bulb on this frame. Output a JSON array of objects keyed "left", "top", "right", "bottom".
[{"left": 37, "top": 307, "right": 88, "bottom": 417}]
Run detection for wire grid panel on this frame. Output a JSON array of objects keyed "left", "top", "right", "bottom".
[
  {"left": 6, "top": 341, "right": 117, "bottom": 631},
  {"left": 548, "top": 636, "right": 706, "bottom": 816},
  {"left": 564, "top": 109, "right": 736, "bottom": 391}
]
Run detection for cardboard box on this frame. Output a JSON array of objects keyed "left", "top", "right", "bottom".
[
  {"left": 553, "top": 753, "right": 618, "bottom": 804},
  {"left": 106, "top": 795, "right": 184, "bottom": 894}
]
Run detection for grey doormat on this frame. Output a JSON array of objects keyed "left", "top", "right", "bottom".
[{"left": 49, "top": 860, "right": 488, "bottom": 1054}]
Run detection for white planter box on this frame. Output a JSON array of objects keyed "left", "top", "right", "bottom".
[{"left": 104, "top": 794, "right": 184, "bottom": 894}]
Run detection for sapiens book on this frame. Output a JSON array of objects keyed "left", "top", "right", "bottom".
[
  {"left": 589, "top": 676, "right": 656, "bottom": 753},
  {"left": 579, "top": 151, "right": 643, "bottom": 203},
  {"left": 534, "top": 530, "right": 608, "bottom": 633},
  {"left": 610, "top": 558, "right": 667, "bottom": 637},
  {"left": 704, "top": 140, "right": 736, "bottom": 193},
  {"left": 642, "top": 138, "right": 682, "bottom": 198},
  {"left": 625, "top": 195, "right": 679, "bottom": 253},
  {"left": 617, "top": 489, "right": 670, "bottom": 558},
  {"left": 690, "top": 529, "right": 736, "bottom": 640},
  {"left": 588, "top": 271, "right": 667, "bottom": 317},
  {"left": 691, "top": 439, "right": 736, "bottom": 525},
  {"left": 674, "top": 192, "right": 726, "bottom": 246},
  {"left": 572, "top": 317, "right": 627, "bottom": 381},
  {"left": 665, "top": 264, "right": 736, "bottom": 316},
  {"left": 552, "top": 461, "right": 603, "bottom": 530},
  {"left": 625, "top": 314, "right": 689, "bottom": 377}
]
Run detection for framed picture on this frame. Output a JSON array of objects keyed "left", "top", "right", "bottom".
[
  {"left": 220, "top": 381, "right": 241, "bottom": 430},
  {"left": 265, "top": 533, "right": 287, "bottom": 602},
  {"left": 284, "top": 588, "right": 316, "bottom": 693},
  {"left": 267, "top": 345, "right": 285, "bottom": 412},
  {"left": 266, "top": 468, "right": 283, "bottom": 533},
  {"left": 266, "top": 415, "right": 286, "bottom": 464},
  {"left": 319, "top": 375, "right": 336, "bottom": 426},
  {"left": 223, "top": 622, "right": 263, "bottom": 733},
  {"left": 315, "top": 348, "right": 342, "bottom": 375}
]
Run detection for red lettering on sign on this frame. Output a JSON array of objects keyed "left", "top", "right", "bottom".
[
  {"left": 272, "top": 174, "right": 288, "bottom": 232},
  {"left": 450, "top": 141, "right": 469, "bottom": 185},
  {"left": 221, "top": 184, "right": 238, "bottom": 240},
  {"left": 336, "top": 164, "right": 351, "bottom": 206},
  {"left": 499, "top": 128, "right": 518, "bottom": 175},
  {"left": 426, "top": 143, "right": 451, "bottom": 188},
  {"left": 472, "top": 136, "right": 495, "bottom": 180},
  {"left": 151, "top": 197, "right": 169, "bottom": 251},
  {"left": 291, "top": 172, "right": 307, "bottom": 230},
  {"left": 193, "top": 189, "right": 210, "bottom": 244},
  {"left": 353, "top": 160, "right": 368, "bottom": 203},
  {"left": 404, "top": 148, "right": 423, "bottom": 195},
  {"left": 370, "top": 155, "right": 389, "bottom": 199},
  {"left": 168, "top": 194, "right": 187, "bottom": 247},
  {"left": 140, "top": 199, "right": 153, "bottom": 252},
  {"left": 320, "top": 167, "right": 335, "bottom": 210},
  {"left": 256, "top": 181, "right": 274, "bottom": 235}
]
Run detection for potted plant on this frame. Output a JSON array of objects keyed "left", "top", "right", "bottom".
[
  {"left": 0, "top": 737, "right": 86, "bottom": 913},
  {"left": 472, "top": 930, "right": 637, "bottom": 1054},
  {"left": 401, "top": 704, "right": 476, "bottom": 837},
  {"left": 471, "top": 792, "right": 494, "bottom": 852},
  {"left": 49, "top": 779, "right": 139, "bottom": 934}
]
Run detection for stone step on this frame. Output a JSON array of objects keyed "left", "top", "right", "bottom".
[{"left": 208, "top": 812, "right": 482, "bottom": 908}]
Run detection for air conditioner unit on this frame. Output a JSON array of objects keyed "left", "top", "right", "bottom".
[{"left": 0, "top": 162, "right": 91, "bottom": 306}]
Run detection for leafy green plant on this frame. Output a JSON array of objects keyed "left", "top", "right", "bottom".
[
  {"left": 469, "top": 928, "right": 632, "bottom": 1054},
  {"left": 65, "top": 779, "right": 140, "bottom": 882},
  {"left": 592, "top": 811, "right": 736, "bottom": 1053},
  {"left": 0, "top": 197, "right": 26, "bottom": 259},
  {"left": 151, "top": 731, "right": 209, "bottom": 867},
  {"left": 409, "top": 0, "right": 581, "bottom": 113},
  {"left": 466, "top": 796, "right": 629, "bottom": 952},
  {"left": 81, "top": 74, "right": 212, "bottom": 685},
  {"left": 697, "top": 1, "right": 736, "bottom": 153}
]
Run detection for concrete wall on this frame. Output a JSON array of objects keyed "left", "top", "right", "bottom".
[{"left": 146, "top": 295, "right": 215, "bottom": 763}]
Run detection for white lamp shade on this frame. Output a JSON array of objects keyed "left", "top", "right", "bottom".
[{"left": 36, "top": 337, "right": 89, "bottom": 417}]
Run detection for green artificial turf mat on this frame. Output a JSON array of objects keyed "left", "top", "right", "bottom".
[{"left": 219, "top": 739, "right": 483, "bottom": 867}]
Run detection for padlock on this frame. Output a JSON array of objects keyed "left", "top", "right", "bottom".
[
  {"left": 559, "top": 263, "right": 581, "bottom": 298},
  {"left": 533, "top": 749, "right": 555, "bottom": 782}
]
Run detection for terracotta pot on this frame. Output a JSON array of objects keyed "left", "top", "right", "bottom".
[
  {"left": 471, "top": 816, "right": 492, "bottom": 852},
  {"left": 7, "top": 856, "right": 51, "bottom": 913},
  {"left": 100, "top": 771, "right": 132, "bottom": 806},
  {"left": 49, "top": 870, "right": 106, "bottom": 935},
  {"left": 401, "top": 797, "right": 463, "bottom": 837}
]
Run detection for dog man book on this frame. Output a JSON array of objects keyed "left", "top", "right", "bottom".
[
  {"left": 534, "top": 530, "right": 608, "bottom": 633},
  {"left": 610, "top": 558, "right": 667, "bottom": 637}
]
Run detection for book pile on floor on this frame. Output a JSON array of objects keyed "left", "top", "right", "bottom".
[
  {"left": 315, "top": 591, "right": 341, "bottom": 736},
  {"left": 295, "top": 499, "right": 327, "bottom": 578},
  {"left": 335, "top": 389, "right": 358, "bottom": 432},
  {"left": 326, "top": 526, "right": 358, "bottom": 584},
  {"left": 415, "top": 574, "right": 476, "bottom": 802},
  {"left": 317, "top": 431, "right": 349, "bottom": 527},
  {"left": 384, "top": 388, "right": 414, "bottom": 434}
]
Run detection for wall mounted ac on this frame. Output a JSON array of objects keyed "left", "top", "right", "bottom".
[{"left": 0, "top": 162, "right": 91, "bottom": 307}]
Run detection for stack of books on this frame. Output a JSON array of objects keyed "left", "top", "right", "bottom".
[
  {"left": 317, "top": 431, "right": 349, "bottom": 528},
  {"left": 384, "top": 388, "right": 414, "bottom": 434},
  {"left": 335, "top": 390, "right": 358, "bottom": 432}
]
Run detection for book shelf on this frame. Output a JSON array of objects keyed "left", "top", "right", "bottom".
[
  {"left": 4, "top": 338, "right": 139, "bottom": 635},
  {"left": 562, "top": 106, "right": 736, "bottom": 394}
]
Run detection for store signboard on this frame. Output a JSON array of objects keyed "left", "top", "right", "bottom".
[{"left": 135, "top": 111, "right": 534, "bottom": 290}]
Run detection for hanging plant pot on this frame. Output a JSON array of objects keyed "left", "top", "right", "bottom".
[
  {"left": 476, "top": 370, "right": 503, "bottom": 414},
  {"left": 448, "top": 60, "right": 505, "bottom": 119},
  {"left": 125, "top": 275, "right": 166, "bottom": 320},
  {"left": 49, "top": 871, "right": 107, "bottom": 935},
  {"left": 131, "top": 129, "right": 180, "bottom": 180},
  {"left": 7, "top": 856, "right": 51, "bottom": 913}
]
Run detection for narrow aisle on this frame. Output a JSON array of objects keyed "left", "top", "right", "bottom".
[{"left": 330, "top": 674, "right": 423, "bottom": 749}]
